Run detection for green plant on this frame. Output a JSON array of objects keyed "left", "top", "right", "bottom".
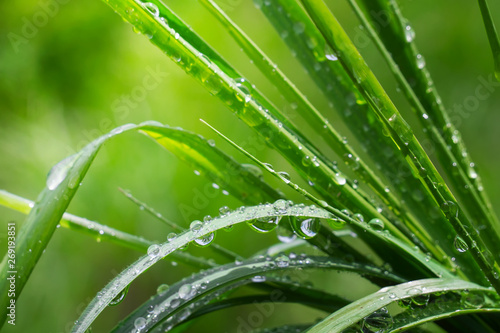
[{"left": 1, "top": 0, "right": 500, "bottom": 332}]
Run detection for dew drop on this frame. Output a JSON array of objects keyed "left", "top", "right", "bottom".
[
  {"left": 157, "top": 283, "right": 169, "bottom": 295},
  {"left": 178, "top": 284, "right": 195, "bottom": 300},
  {"left": 46, "top": 155, "right": 78, "bottom": 190},
  {"left": 325, "top": 44, "right": 338, "bottom": 61},
  {"left": 362, "top": 307, "right": 393, "bottom": 332},
  {"left": 454, "top": 235, "right": 469, "bottom": 253},
  {"left": 147, "top": 244, "right": 161, "bottom": 258},
  {"left": 190, "top": 220, "right": 203, "bottom": 233},
  {"left": 109, "top": 285, "right": 130, "bottom": 306},
  {"left": 194, "top": 232, "right": 215, "bottom": 247},
  {"left": 404, "top": 24, "right": 415, "bottom": 42},
  {"left": 368, "top": 218, "right": 384, "bottom": 231},
  {"left": 275, "top": 254, "right": 290, "bottom": 268},
  {"left": 134, "top": 317, "right": 146, "bottom": 330},
  {"left": 293, "top": 22, "right": 305, "bottom": 34},
  {"left": 291, "top": 217, "right": 320, "bottom": 239},
  {"left": 277, "top": 171, "right": 291, "bottom": 183},
  {"left": 248, "top": 216, "right": 281, "bottom": 233},
  {"left": 142, "top": 2, "right": 159, "bottom": 17},
  {"left": 416, "top": 54, "right": 426, "bottom": 69}
]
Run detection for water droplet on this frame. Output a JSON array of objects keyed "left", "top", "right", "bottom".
[
  {"left": 440, "top": 200, "right": 458, "bottom": 218},
  {"left": 248, "top": 216, "right": 281, "bottom": 233},
  {"left": 293, "top": 22, "right": 305, "bottom": 34},
  {"left": 157, "top": 283, "right": 169, "bottom": 295},
  {"left": 190, "top": 220, "right": 203, "bottom": 233},
  {"left": 275, "top": 254, "right": 290, "bottom": 268},
  {"left": 251, "top": 275, "right": 266, "bottom": 283},
  {"left": 219, "top": 206, "right": 230, "bottom": 216},
  {"left": 416, "top": 54, "right": 426, "bottom": 69},
  {"left": 368, "top": 218, "right": 384, "bottom": 231},
  {"left": 454, "top": 235, "right": 469, "bottom": 253},
  {"left": 263, "top": 163, "right": 274, "bottom": 172},
  {"left": 277, "top": 171, "right": 291, "bottom": 183},
  {"left": 325, "top": 44, "right": 338, "bottom": 61},
  {"left": 46, "top": 154, "right": 78, "bottom": 190},
  {"left": 178, "top": 284, "right": 195, "bottom": 300},
  {"left": 276, "top": 224, "right": 297, "bottom": 243},
  {"left": 362, "top": 307, "right": 393, "bottom": 332},
  {"left": 142, "top": 2, "right": 159, "bottom": 17},
  {"left": 109, "top": 285, "right": 130, "bottom": 306},
  {"left": 167, "top": 232, "right": 177, "bottom": 242},
  {"left": 194, "top": 232, "right": 215, "bottom": 247},
  {"left": 404, "top": 24, "right": 415, "bottom": 42},
  {"left": 291, "top": 217, "right": 320, "bottom": 239},
  {"left": 147, "top": 244, "right": 161, "bottom": 258},
  {"left": 134, "top": 317, "right": 146, "bottom": 330},
  {"left": 353, "top": 213, "right": 364, "bottom": 222}
]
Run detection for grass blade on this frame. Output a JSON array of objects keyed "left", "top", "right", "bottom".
[
  {"left": 306, "top": 278, "right": 500, "bottom": 332},
  {"left": 299, "top": 0, "right": 499, "bottom": 291},
  {"left": 478, "top": 0, "right": 500, "bottom": 81}
]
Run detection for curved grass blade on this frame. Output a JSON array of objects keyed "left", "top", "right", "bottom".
[
  {"left": 71, "top": 202, "right": 453, "bottom": 333},
  {"left": 355, "top": 0, "right": 500, "bottom": 276},
  {"left": 306, "top": 278, "right": 500, "bottom": 332},
  {"left": 201, "top": 119, "right": 454, "bottom": 282},
  {"left": 140, "top": 126, "right": 282, "bottom": 205},
  {"left": 478, "top": 0, "right": 500, "bottom": 81},
  {"left": 111, "top": 255, "right": 394, "bottom": 332},
  {"left": 300, "top": 0, "right": 499, "bottom": 291},
  {"left": 119, "top": 188, "right": 242, "bottom": 262},
  {"left": 0, "top": 122, "right": 159, "bottom": 326}
]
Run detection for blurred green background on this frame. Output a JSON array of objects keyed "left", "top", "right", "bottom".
[{"left": 0, "top": 0, "right": 499, "bottom": 332}]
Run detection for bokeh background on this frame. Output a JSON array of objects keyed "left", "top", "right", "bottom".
[{"left": 1, "top": 0, "right": 499, "bottom": 332}]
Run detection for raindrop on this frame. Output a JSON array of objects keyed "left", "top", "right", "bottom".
[
  {"left": 353, "top": 213, "right": 364, "bottom": 222},
  {"left": 147, "top": 244, "right": 161, "bottom": 258},
  {"left": 190, "top": 220, "right": 203, "bottom": 233},
  {"left": 46, "top": 155, "right": 78, "bottom": 190},
  {"left": 263, "top": 163, "right": 274, "bottom": 172},
  {"left": 194, "top": 232, "right": 215, "bottom": 247},
  {"left": 368, "top": 218, "right": 384, "bottom": 231},
  {"left": 293, "top": 22, "right": 305, "bottom": 34},
  {"left": 275, "top": 254, "right": 290, "bottom": 268},
  {"left": 157, "top": 284, "right": 169, "bottom": 295},
  {"left": 362, "top": 307, "right": 393, "bottom": 332},
  {"left": 404, "top": 24, "right": 415, "bottom": 42},
  {"left": 219, "top": 206, "right": 230, "bottom": 216},
  {"left": 251, "top": 276, "right": 266, "bottom": 283},
  {"left": 248, "top": 216, "right": 281, "bottom": 233},
  {"left": 276, "top": 225, "right": 297, "bottom": 243},
  {"left": 416, "top": 54, "right": 426, "bottom": 69},
  {"left": 109, "top": 285, "right": 130, "bottom": 306},
  {"left": 277, "top": 171, "right": 291, "bottom": 183},
  {"left": 134, "top": 317, "right": 147, "bottom": 330},
  {"left": 291, "top": 217, "right": 320, "bottom": 239},
  {"left": 440, "top": 200, "right": 458, "bottom": 218},
  {"left": 325, "top": 44, "right": 338, "bottom": 61},
  {"left": 178, "top": 284, "right": 195, "bottom": 300},
  {"left": 454, "top": 235, "right": 469, "bottom": 253},
  {"left": 142, "top": 2, "right": 159, "bottom": 17}
]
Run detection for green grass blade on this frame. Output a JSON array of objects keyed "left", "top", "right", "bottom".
[
  {"left": 300, "top": 0, "right": 499, "bottom": 291},
  {"left": 355, "top": 0, "right": 500, "bottom": 275},
  {"left": 111, "top": 255, "right": 396, "bottom": 332},
  {"left": 140, "top": 126, "right": 283, "bottom": 205},
  {"left": 102, "top": 0, "right": 438, "bottom": 276},
  {"left": 198, "top": 0, "right": 412, "bottom": 223},
  {"left": 71, "top": 201, "right": 455, "bottom": 333},
  {"left": 306, "top": 278, "right": 500, "bottom": 332},
  {"left": 478, "top": 0, "right": 500, "bottom": 81},
  {"left": 255, "top": 0, "right": 471, "bottom": 276}
]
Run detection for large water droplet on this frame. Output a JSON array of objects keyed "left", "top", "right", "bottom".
[
  {"left": 291, "top": 217, "right": 320, "bottom": 239},
  {"left": 325, "top": 44, "right": 338, "bottom": 61},
  {"left": 147, "top": 244, "right": 161, "bottom": 258},
  {"left": 368, "top": 218, "right": 384, "bottom": 231},
  {"left": 275, "top": 254, "right": 290, "bottom": 268},
  {"left": 454, "top": 235, "right": 469, "bottom": 253},
  {"left": 248, "top": 216, "right": 281, "bottom": 233},
  {"left": 416, "top": 54, "right": 426, "bottom": 69},
  {"left": 194, "top": 232, "right": 215, "bottom": 247},
  {"left": 190, "top": 220, "right": 203, "bottom": 233},
  {"left": 109, "top": 285, "right": 130, "bottom": 306},
  {"left": 142, "top": 2, "right": 159, "bottom": 17},
  {"left": 178, "top": 284, "right": 196, "bottom": 300},
  {"left": 46, "top": 154, "right": 78, "bottom": 190},
  {"left": 362, "top": 307, "right": 393, "bottom": 332},
  {"left": 404, "top": 24, "right": 415, "bottom": 42},
  {"left": 157, "top": 283, "right": 169, "bottom": 295},
  {"left": 134, "top": 317, "right": 147, "bottom": 330}
]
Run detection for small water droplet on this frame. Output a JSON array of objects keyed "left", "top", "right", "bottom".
[
  {"left": 147, "top": 244, "right": 161, "bottom": 258},
  {"left": 368, "top": 218, "right": 384, "bottom": 231},
  {"left": 46, "top": 155, "right": 78, "bottom": 190},
  {"left": 275, "top": 254, "right": 290, "bottom": 268},
  {"left": 194, "top": 232, "right": 215, "bottom": 247},
  {"left": 248, "top": 216, "right": 281, "bottom": 233},
  {"left": 178, "top": 284, "right": 195, "bottom": 300},
  {"left": 416, "top": 54, "right": 426, "bottom": 69},
  {"left": 157, "top": 283, "right": 169, "bottom": 295},
  {"left": 362, "top": 307, "right": 393, "bottom": 332},
  {"left": 404, "top": 24, "right": 415, "bottom": 42},
  {"left": 134, "top": 317, "right": 146, "bottom": 330},
  {"left": 142, "top": 2, "right": 159, "bottom": 17},
  {"left": 454, "top": 235, "right": 469, "bottom": 253}
]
